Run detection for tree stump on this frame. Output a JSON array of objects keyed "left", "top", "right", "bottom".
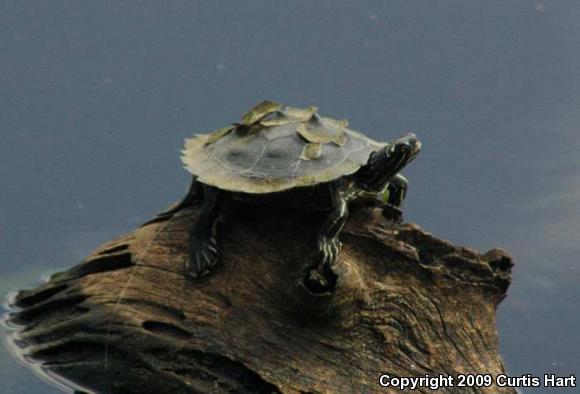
[{"left": 7, "top": 200, "right": 514, "bottom": 393}]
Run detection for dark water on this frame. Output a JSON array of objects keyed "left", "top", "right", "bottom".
[{"left": 1, "top": 2, "right": 578, "bottom": 393}]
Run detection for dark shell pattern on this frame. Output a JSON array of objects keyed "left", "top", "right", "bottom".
[{"left": 181, "top": 101, "right": 385, "bottom": 194}]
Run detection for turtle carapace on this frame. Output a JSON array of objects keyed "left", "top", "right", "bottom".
[{"left": 164, "top": 101, "right": 421, "bottom": 279}]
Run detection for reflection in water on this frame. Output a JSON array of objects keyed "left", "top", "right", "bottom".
[
  {"left": 0, "top": 273, "right": 91, "bottom": 394},
  {"left": 2, "top": 287, "right": 88, "bottom": 393}
]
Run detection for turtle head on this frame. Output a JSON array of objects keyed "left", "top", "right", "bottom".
[
  {"left": 355, "top": 132, "right": 421, "bottom": 192},
  {"left": 388, "top": 132, "right": 422, "bottom": 165}
]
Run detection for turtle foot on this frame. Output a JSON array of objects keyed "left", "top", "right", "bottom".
[
  {"left": 187, "top": 237, "right": 218, "bottom": 278},
  {"left": 299, "top": 236, "right": 342, "bottom": 295},
  {"left": 318, "top": 236, "right": 342, "bottom": 267},
  {"left": 301, "top": 261, "right": 338, "bottom": 296},
  {"left": 382, "top": 204, "right": 403, "bottom": 223}
]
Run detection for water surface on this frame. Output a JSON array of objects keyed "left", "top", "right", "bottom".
[{"left": 1, "top": 1, "right": 578, "bottom": 392}]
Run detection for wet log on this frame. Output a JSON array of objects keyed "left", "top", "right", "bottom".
[{"left": 7, "top": 200, "right": 514, "bottom": 393}]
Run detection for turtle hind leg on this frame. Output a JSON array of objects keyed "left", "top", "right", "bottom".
[
  {"left": 303, "top": 182, "right": 348, "bottom": 294},
  {"left": 141, "top": 177, "right": 201, "bottom": 226},
  {"left": 187, "top": 185, "right": 221, "bottom": 278}
]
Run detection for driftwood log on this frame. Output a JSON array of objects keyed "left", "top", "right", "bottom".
[{"left": 8, "top": 200, "right": 514, "bottom": 393}]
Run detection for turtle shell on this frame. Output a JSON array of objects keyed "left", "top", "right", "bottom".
[{"left": 181, "top": 101, "right": 385, "bottom": 194}]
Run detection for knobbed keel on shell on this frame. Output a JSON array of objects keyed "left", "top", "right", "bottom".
[{"left": 6, "top": 202, "right": 514, "bottom": 394}]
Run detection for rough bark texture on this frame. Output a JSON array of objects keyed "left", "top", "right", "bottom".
[{"left": 7, "top": 201, "right": 514, "bottom": 393}]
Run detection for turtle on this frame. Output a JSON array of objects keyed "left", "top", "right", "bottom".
[{"left": 162, "top": 100, "right": 421, "bottom": 279}]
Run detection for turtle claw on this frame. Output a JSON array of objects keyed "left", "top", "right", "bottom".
[
  {"left": 302, "top": 239, "right": 341, "bottom": 295},
  {"left": 187, "top": 237, "right": 218, "bottom": 278},
  {"left": 318, "top": 236, "right": 342, "bottom": 267}
]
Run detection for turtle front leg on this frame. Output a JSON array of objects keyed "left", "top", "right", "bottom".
[
  {"left": 380, "top": 173, "right": 408, "bottom": 221},
  {"left": 386, "top": 173, "right": 408, "bottom": 208},
  {"left": 187, "top": 185, "right": 221, "bottom": 278},
  {"left": 317, "top": 182, "right": 349, "bottom": 268}
]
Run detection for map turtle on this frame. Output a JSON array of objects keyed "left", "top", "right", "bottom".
[{"left": 164, "top": 101, "right": 422, "bottom": 280}]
